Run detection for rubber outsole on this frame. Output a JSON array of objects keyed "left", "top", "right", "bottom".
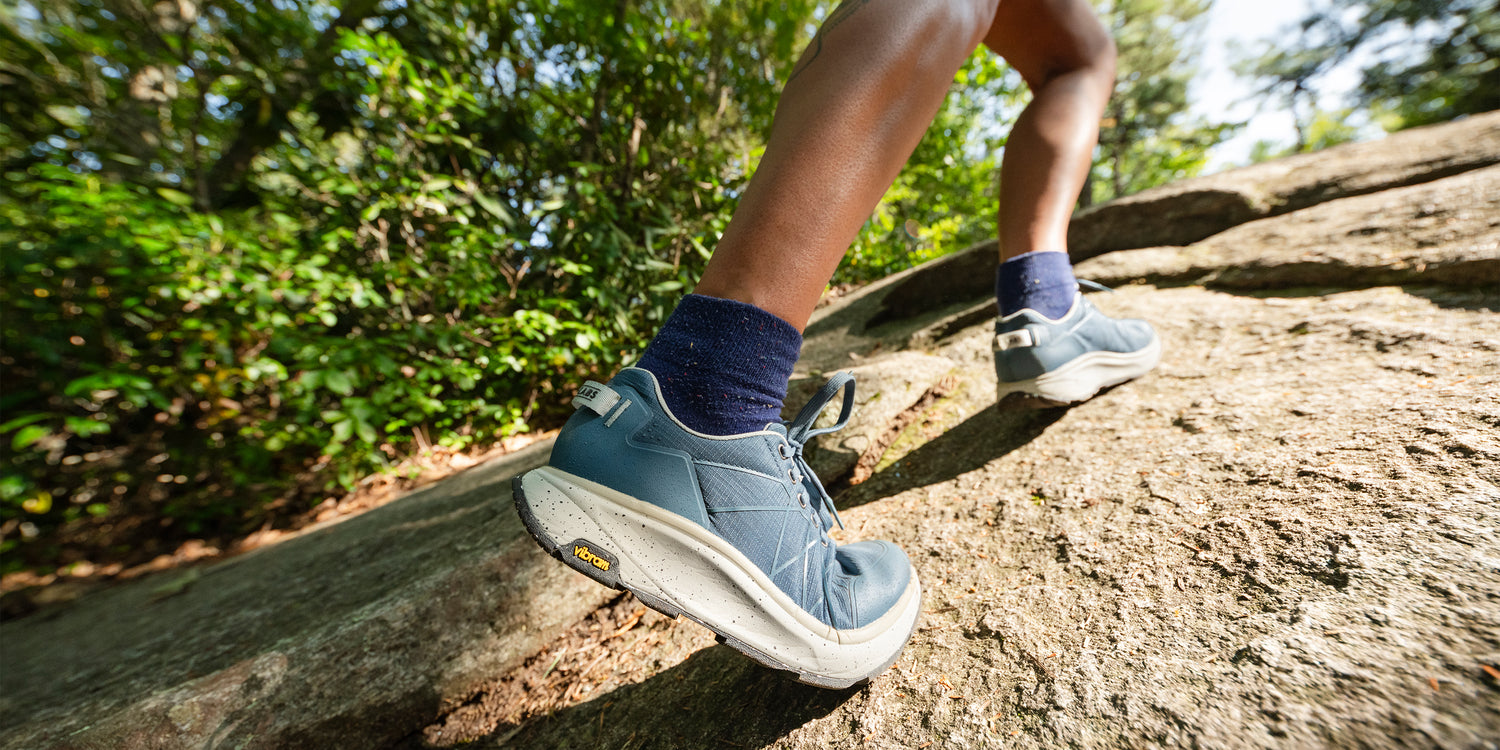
[
  {"left": 996, "top": 334, "right": 1161, "bottom": 406},
  {"left": 511, "top": 474, "right": 918, "bottom": 690}
]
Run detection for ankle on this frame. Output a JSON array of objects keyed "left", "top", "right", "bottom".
[
  {"left": 995, "top": 250, "right": 1078, "bottom": 320},
  {"left": 635, "top": 294, "right": 802, "bottom": 435}
]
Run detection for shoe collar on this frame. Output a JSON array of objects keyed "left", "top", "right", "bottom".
[
  {"left": 612, "top": 367, "right": 787, "bottom": 441},
  {"left": 997, "top": 291, "right": 1087, "bottom": 325}
]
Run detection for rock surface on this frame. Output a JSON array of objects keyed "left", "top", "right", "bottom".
[
  {"left": 787, "top": 351, "right": 956, "bottom": 484},
  {"left": 453, "top": 284, "right": 1498, "bottom": 750},
  {"left": 1066, "top": 110, "right": 1500, "bottom": 258},
  {"left": 3, "top": 116, "right": 1498, "bottom": 750},
  {"left": 0, "top": 442, "right": 615, "bottom": 750},
  {"left": 860, "top": 110, "right": 1500, "bottom": 324},
  {"left": 1075, "top": 164, "right": 1500, "bottom": 291}
]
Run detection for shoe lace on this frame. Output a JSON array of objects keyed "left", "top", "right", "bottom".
[{"left": 784, "top": 372, "right": 855, "bottom": 533}]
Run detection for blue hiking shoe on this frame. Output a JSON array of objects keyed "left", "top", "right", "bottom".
[
  {"left": 993, "top": 291, "right": 1161, "bottom": 405},
  {"left": 513, "top": 368, "right": 922, "bottom": 689}
]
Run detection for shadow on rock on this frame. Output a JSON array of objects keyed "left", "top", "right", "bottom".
[
  {"left": 1207, "top": 284, "right": 1500, "bottom": 312},
  {"left": 1387, "top": 284, "right": 1500, "bottom": 312},
  {"left": 497, "top": 645, "right": 859, "bottom": 749},
  {"left": 837, "top": 403, "right": 1069, "bottom": 511}
]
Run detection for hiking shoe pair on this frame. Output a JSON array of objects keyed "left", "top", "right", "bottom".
[{"left": 993, "top": 291, "right": 1160, "bottom": 405}]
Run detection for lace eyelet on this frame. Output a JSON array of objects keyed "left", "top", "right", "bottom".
[
  {"left": 776, "top": 442, "right": 791, "bottom": 460},
  {"left": 797, "top": 492, "right": 807, "bottom": 508},
  {"left": 788, "top": 468, "right": 801, "bottom": 484}
]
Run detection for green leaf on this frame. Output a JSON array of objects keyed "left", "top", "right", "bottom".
[
  {"left": 324, "top": 370, "right": 354, "bottom": 396},
  {"left": 157, "top": 188, "right": 195, "bottom": 207},
  {"left": 11, "top": 425, "right": 49, "bottom": 451},
  {"left": 0, "top": 475, "right": 26, "bottom": 501},
  {"left": 0, "top": 413, "right": 49, "bottom": 434},
  {"left": 473, "top": 192, "right": 512, "bottom": 223},
  {"left": 64, "top": 417, "right": 111, "bottom": 438}
]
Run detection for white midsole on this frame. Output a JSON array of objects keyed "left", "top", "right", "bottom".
[
  {"left": 519, "top": 466, "right": 922, "bottom": 680},
  {"left": 999, "top": 335, "right": 1162, "bottom": 403}
]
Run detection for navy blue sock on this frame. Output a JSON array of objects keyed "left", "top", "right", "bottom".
[
  {"left": 635, "top": 294, "right": 802, "bottom": 435},
  {"left": 995, "top": 250, "right": 1079, "bottom": 319}
]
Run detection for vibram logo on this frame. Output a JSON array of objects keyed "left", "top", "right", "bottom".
[{"left": 573, "top": 544, "right": 612, "bottom": 572}]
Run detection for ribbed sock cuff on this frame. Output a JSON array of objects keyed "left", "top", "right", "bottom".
[
  {"left": 996, "top": 250, "right": 1079, "bottom": 319},
  {"left": 635, "top": 294, "right": 802, "bottom": 435}
]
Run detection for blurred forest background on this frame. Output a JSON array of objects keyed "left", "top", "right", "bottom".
[{"left": 1, "top": 0, "right": 1495, "bottom": 576}]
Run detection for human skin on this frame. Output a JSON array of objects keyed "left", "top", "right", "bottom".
[{"left": 693, "top": 0, "right": 1117, "bottom": 331}]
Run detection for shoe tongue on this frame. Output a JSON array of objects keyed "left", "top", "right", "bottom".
[{"left": 765, "top": 422, "right": 788, "bottom": 436}]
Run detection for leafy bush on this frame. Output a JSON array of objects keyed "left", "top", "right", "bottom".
[
  {"left": 1, "top": 161, "right": 609, "bottom": 559},
  {"left": 0, "top": 0, "right": 818, "bottom": 569}
]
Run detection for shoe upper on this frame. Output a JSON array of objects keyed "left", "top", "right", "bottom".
[
  {"left": 548, "top": 367, "right": 910, "bottom": 631},
  {"left": 993, "top": 293, "right": 1157, "bottom": 382}
]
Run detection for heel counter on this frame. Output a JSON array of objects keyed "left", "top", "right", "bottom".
[
  {"left": 994, "top": 345, "right": 1046, "bottom": 382},
  {"left": 548, "top": 387, "right": 711, "bottom": 529}
]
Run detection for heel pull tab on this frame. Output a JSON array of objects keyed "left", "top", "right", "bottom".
[
  {"left": 572, "top": 381, "right": 621, "bottom": 416},
  {"left": 994, "top": 329, "right": 1035, "bottom": 351}
]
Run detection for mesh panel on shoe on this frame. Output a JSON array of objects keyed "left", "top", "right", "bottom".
[
  {"left": 709, "top": 506, "right": 839, "bottom": 625},
  {"left": 634, "top": 415, "right": 786, "bottom": 476},
  {"left": 708, "top": 508, "right": 788, "bottom": 576},
  {"left": 695, "top": 463, "right": 789, "bottom": 514},
  {"left": 618, "top": 375, "right": 851, "bottom": 628}
]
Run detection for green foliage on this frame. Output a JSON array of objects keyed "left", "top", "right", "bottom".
[
  {"left": 1090, "top": 0, "right": 1238, "bottom": 204},
  {"left": 0, "top": 0, "right": 815, "bottom": 567},
  {"left": 837, "top": 54, "right": 1022, "bottom": 284},
  {"left": 0, "top": 0, "right": 1232, "bottom": 571},
  {"left": 1235, "top": 0, "right": 1500, "bottom": 135}
]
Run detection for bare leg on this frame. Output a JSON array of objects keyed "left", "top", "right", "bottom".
[
  {"left": 984, "top": 0, "right": 1116, "bottom": 261},
  {"left": 694, "top": 0, "right": 1000, "bottom": 331}
]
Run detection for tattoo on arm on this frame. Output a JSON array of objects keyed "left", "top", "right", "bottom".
[{"left": 787, "top": 0, "right": 872, "bottom": 83}]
